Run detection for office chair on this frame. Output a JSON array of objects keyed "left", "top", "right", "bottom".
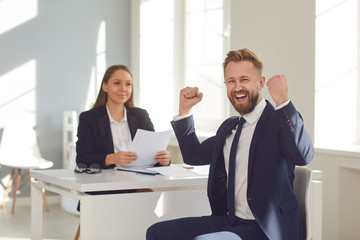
[
  {"left": 294, "top": 166, "right": 313, "bottom": 240},
  {"left": 0, "top": 122, "right": 53, "bottom": 214}
]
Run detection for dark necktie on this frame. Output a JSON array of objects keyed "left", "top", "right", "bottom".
[{"left": 227, "top": 117, "right": 246, "bottom": 225}]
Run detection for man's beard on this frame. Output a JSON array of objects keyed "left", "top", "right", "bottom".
[{"left": 229, "top": 90, "right": 259, "bottom": 115}]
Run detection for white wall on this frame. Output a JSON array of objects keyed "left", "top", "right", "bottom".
[
  {"left": 0, "top": 0, "right": 131, "bottom": 196},
  {"left": 229, "top": 0, "right": 315, "bottom": 138},
  {"left": 309, "top": 150, "right": 360, "bottom": 240}
]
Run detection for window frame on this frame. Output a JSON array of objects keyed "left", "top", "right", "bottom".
[{"left": 131, "top": 0, "right": 231, "bottom": 133}]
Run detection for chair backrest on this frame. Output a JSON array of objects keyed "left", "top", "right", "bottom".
[
  {"left": 63, "top": 111, "right": 78, "bottom": 169},
  {"left": 294, "top": 166, "right": 312, "bottom": 240},
  {"left": 0, "top": 122, "right": 53, "bottom": 169}
]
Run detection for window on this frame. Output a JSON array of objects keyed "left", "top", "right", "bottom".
[
  {"left": 132, "top": 0, "right": 230, "bottom": 132},
  {"left": 315, "top": 0, "right": 360, "bottom": 150}
]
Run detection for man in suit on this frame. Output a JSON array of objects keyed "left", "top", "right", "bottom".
[{"left": 146, "top": 48, "right": 314, "bottom": 240}]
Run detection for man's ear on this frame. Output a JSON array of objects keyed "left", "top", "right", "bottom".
[{"left": 259, "top": 76, "right": 265, "bottom": 90}]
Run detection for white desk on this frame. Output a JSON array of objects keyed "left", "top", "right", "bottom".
[{"left": 31, "top": 167, "right": 210, "bottom": 240}]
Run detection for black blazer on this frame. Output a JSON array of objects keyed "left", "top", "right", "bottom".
[
  {"left": 171, "top": 101, "right": 314, "bottom": 240},
  {"left": 76, "top": 105, "right": 154, "bottom": 169}
]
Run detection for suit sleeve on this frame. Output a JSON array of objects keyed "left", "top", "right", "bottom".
[
  {"left": 171, "top": 115, "right": 214, "bottom": 165},
  {"left": 76, "top": 112, "right": 110, "bottom": 169},
  {"left": 276, "top": 101, "right": 314, "bottom": 166}
]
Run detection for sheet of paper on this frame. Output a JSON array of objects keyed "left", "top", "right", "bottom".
[
  {"left": 147, "top": 165, "right": 209, "bottom": 178},
  {"left": 126, "top": 129, "right": 172, "bottom": 167}
]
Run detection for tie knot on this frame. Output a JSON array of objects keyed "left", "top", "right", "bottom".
[{"left": 237, "top": 117, "right": 245, "bottom": 128}]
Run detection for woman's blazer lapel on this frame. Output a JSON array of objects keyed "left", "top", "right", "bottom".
[
  {"left": 95, "top": 107, "right": 140, "bottom": 154},
  {"left": 96, "top": 106, "right": 114, "bottom": 154},
  {"left": 127, "top": 110, "right": 139, "bottom": 140}
]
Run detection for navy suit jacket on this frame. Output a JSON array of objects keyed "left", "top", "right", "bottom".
[
  {"left": 171, "top": 101, "right": 314, "bottom": 240},
  {"left": 76, "top": 105, "right": 154, "bottom": 169}
]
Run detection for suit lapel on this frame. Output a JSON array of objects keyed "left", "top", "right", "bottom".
[
  {"left": 127, "top": 109, "right": 138, "bottom": 140},
  {"left": 210, "top": 117, "right": 239, "bottom": 197},
  {"left": 96, "top": 107, "right": 114, "bottom": 154},
  {"left": 213, "top": 116, "right": 239, "bottom": 163},
  {"left": 248, "top": 101, "right": 273, "bottom": 182}
]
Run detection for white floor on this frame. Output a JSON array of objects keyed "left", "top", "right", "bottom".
[{"left": 0, "top": 198, "right": 79, "bottom": 240}]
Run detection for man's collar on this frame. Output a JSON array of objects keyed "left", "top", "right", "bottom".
[{"left": 241, "top": 98, "right": 266, "bottom": 125}]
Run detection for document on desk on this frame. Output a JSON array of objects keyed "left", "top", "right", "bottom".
[
  {"left": 126, "top": 129, "right": 173, "bottom": 168},
  {"left": 148, "top": 165, "right": 210, "bottom": 178}
]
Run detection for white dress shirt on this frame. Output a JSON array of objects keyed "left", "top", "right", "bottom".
[
  {"left": 223, "top": 99, "right": 266, "bottom": 219},
  {"left": 106, "top": 106, "right": 132, "bottom": 153}
]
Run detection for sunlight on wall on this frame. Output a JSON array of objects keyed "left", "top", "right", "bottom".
[
  {"left": 85, "top": 21, "right": 107, "bottom": 110},
  {"left": 0, "top": 59, "right": 37, "bottom": 126},
  {"left": 96, "top": 21, "right": 107, "bottom": 84},
  {"left": 86, "top": 67, "right": 97, "bottom": 110},
  {"left": 0, "top": 0, "right": 38, "bottom": 35}
]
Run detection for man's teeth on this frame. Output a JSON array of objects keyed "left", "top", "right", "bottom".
[{"left": 235, "top": 94, "right": 246, "bottom": 98}]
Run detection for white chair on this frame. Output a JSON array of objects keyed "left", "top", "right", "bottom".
[
  {"left": 61, "top": 111, "right": 80, "bottom": 216},
  {"left": 0, "top": 122, "right": 53, "bottom": 214},
  {"left": 62, "top": 111, "right": 78, "bottom": 169},
  {"left": 294, "top": 166, "right": 323, "bottom": 240}
]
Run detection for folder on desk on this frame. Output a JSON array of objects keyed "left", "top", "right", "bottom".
[{"left": 148, "top": 165, "right": 209, "bottom": 178}]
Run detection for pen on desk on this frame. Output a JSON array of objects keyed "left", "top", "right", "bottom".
[
  {"left": 117, "top": 168, "right": 157, "bottom": 176},
  {"left": 136, "top": 171, "right": 157, "bottom": 176}
]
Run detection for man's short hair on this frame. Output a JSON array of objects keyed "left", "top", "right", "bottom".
[{"left": 223, "top": 48, "right": 263, "bottom": 76}]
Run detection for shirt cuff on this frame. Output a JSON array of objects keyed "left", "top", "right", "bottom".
[
  {"left": 173, "top": 113, "right": 192, "bottom": 121},
  {"left": 275, "top": 99, "right": 290, "bottom": 110}
]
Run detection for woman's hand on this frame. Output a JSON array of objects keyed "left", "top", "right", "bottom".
[
  {"left": 154, "top": 150, "right": 171, "bottom": 166},
  {"left": 105, "top": 151, "right": 138, "bottom": 166}
]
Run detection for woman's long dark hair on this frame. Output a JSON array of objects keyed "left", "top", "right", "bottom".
[{"left": 92, "top": 65, "right": 134, "bottom": 109}]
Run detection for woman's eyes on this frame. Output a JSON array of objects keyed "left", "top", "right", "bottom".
[{"left": 113, "top": 81, "right": 132, "bottom": 86}]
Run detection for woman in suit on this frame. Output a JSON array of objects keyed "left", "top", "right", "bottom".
[
  {"left": 76, "top": 64, "right": 171, "bottom": 169},
  {"left": 74, "top": 65, "right": 169, "bottom": 238}
]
